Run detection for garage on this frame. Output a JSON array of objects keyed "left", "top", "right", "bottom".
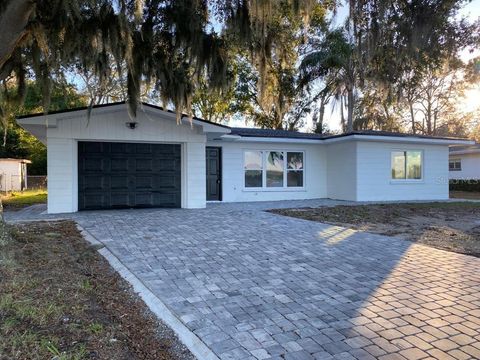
[{"left": 78, "top": 141, "right": 181, "bottom": 210}]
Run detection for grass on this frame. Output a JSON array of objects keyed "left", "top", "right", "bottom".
[
  {"left": 1, "top": 189, "right": 47, "bottom": 209},
  {"left": 0, "top": 220, "right": 190, "bottom": 360}
]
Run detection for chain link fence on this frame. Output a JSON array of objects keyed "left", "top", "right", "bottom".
[
  {"left": 27, "top": 176, "right": 47, "bottom": 190},
  {"left": 0, "top": 174, "right": 47, "bottom": 193}
]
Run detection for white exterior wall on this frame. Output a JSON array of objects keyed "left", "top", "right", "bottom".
[
  {"left": 356, "top": 141, "right": 449, "bottom": 201},
  {"left": 47, "top": 109, "right": 207, "bottom": 213},
  {"left": 0, "top": 161, "right": 23, "bottom": 191},
  {"left": 326, "top": 142, "right": 357, "bottom": 201},
  {"left": 449, "top": 153, "right": 480, "bottom": 180},
  {"left": 183, "top": 142, "right": 206, "bottom": 208},
  {"left": 206, "top": 140, "right": 327, "bottom": 202}
]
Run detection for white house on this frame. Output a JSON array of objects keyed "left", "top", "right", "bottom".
[
  {"left": 449, "top": 144, "right": 480, "bottom": 180},
  {"left": 17, "top": 102, "right": 473, "bottom": 214},
  {"left": 0, "top": 158, "right": 31, "bottom": 192}
]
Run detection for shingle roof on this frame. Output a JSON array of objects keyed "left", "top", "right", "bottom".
[
  {"left": 230, "top": 127, "right": 324, "bottom": 139},
  {"left": 321, "top": 130, "right": 468, "bottom": 141},
  {"left": 230, "top": 128, "right": 468, "bottom": 142},
  {"left": 16, "top": 101, "right": 471, "bottom": 142}
]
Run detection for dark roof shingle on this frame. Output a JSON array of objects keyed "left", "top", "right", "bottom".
[{"left": 230, "top": 127, "right": 323, "bottom": 139}]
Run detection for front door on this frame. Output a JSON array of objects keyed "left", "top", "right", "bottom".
[{"left": 206, "top": 147, "right": 222, "bottom": 201}]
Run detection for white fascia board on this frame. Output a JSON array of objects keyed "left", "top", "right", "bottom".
[
  {"left": 322, "top": 134, "right": 474, "bottom": 146},
  {"left": 449, "top": 149, "right": 480, "bottom": 156},
  {"left": 17, "top": 115, "right": 58, "bottom": 127}
]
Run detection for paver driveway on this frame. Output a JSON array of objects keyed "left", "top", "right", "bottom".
[{"left": 8, "top": 201, "right": 480, "bottom": 359}]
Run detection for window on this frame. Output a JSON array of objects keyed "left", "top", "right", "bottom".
[
  {"left": 244, "top": 151, "right": 263, "bottom": 187},
  {"left": 266, "top": 151, "right": 284, "bottom": 187},
  {"left": 449, "top": 159, "right": 461, "bottom": 171},
  {"left": 391, "top": 151, "right": 422, "bottom": 180},
  {"left": 287, "top": 152, "right": 304, "bottom": 187},
  {"left": 244, "top": 151, "right": 304, "bottom": 189}
]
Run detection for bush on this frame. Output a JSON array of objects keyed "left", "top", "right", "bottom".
[{"left": 449, "top": 179, "right": 480, "bottom": 192}]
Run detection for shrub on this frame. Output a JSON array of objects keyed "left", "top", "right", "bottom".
[{"left": 449, "top": 179, "right": 480, "bottom": 192}]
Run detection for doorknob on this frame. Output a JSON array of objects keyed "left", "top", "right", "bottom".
[{"left": 216, "top": 179, "right": 221, "bottom": 184}]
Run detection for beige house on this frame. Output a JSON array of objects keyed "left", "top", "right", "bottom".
[{"left": 0, "top": 158, "right": 31, "bottom": 192}]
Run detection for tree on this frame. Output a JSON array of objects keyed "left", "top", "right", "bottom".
[
  {"left": 300, "top": 28, "right": 355, "bottom": 132},
  {"left": 0, "top": 80, "right": 87, "bottom": 175},
  {"left": 0, "top": 0, "right": 324, "bottom": 126},
  {"left": 299, "top": 0, "right": 478, "bottom": 133},
  {"left": 191, "top": 58, "right": 254, "bottom": 124}
]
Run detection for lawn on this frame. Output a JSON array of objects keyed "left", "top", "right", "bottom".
[
  {"left": 270, "top": 202, "right": 480, "bottom": 257},
  {"left": 1, "top": 190, "right": 47, "bottom": 210},
  {"left": 0, "top": 220, "right": 192, "bottom": 360}
]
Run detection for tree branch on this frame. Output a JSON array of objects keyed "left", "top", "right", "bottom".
[{"left": 0, "top": 0, "right": 35, "bottom": 75}]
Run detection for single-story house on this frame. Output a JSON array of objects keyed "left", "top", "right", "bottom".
[
  {"left": 0, "top": 158, "right": 31, "bottom": 192},
  {"left": 17, "top": 102, "right": 473, "bottom": 214},
  {"left": 449, "top": 144, "right": 480, "bottom": 180}
]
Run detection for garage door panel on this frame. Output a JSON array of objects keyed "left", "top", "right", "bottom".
[
  {"left": 78, "top": 142, "right": 181, "bottom": 210},
  {"left": 83, "top": 175, "right": 104, "bottom": 190},
  {"left": 111, "top": 158, "right": 129, "bottom": 171},
  {"left": 135, "top": 158, "right": 153, "bottom": 171},
  {"left": 110, "top": 193, "right": 130, "bottom": 207},
  {"left": 110, "top": 176, "right": 129, "bottom": 190}
]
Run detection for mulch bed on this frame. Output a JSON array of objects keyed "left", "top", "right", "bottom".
[{"left": 0, "top": 220, "right": 192, "bottom": 360}]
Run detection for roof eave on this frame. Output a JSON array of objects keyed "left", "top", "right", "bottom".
[{"left": 322, "top": 134, "right": 474, "bottom": 145}]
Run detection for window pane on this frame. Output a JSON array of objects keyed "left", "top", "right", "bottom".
[
  {"left": 266, "top": 151, "right": 284, "bottom": 187},
  {"left": 287, "top": 152, "right": 303, "bottom": 170},
  {"left": 391, "top": 151, "right": 406, "bottom": 179},
  {"left": 449, "top": 162, "right": 454, "bottom": 170},
  {"left": 406, "top": 151, "right": 422, "bottom": 179},
  {"left": 245, "top": 170, "right": 262, "bottom": 187},
  {"left": 287, "top": 171, "right": 303, "bottom": 187},
  {"left": 244, "top": 151, "right": 262, "bottom": 170}
]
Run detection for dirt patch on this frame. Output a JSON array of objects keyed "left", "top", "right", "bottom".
[
  {"left": 0, "top": 220, "right": 193, "bottom": 360},
  {"left": 270, "top": 202, "right": 480, "bottom": 257}
]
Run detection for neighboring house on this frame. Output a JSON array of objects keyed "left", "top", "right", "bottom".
[
  {"left": 17, "top": 102, "right": 473, "bottom": 214},
  {"left": 0, "top": 158, "right": 31, "bottom": 192},
  {"left": 449, "top": 144, "right": 480, "bottom": 180}
]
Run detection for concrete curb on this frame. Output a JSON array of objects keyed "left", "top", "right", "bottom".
[{"left": 78, "top": 225, "right": 219, "bottom": 360}]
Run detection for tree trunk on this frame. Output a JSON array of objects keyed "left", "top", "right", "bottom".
[
  {"left": 340, "top": 96, "right": 346, "bottom": 132},
  {"left": 347, "top": 87, "right": 354, "bottom": 132},
  {"left": 0, "top": 0, "right": 35, "bottom": 75},
  {"left": 426, "top": 103, "right": 432, "bottom": 135},
  {"left": 409, "top": 101, "right": 416, "bottom": 134},
  {"left": 318, "top": 96, "right": 326, "bottom": 130}
]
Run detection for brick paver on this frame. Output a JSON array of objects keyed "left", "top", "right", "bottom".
[{"left": 6, "top": 200, "right": 480, "bottom": 359}]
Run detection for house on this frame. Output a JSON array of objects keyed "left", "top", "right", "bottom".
[
  {"left": 449, "top": 144, "right": 480, "bottom": 180},
  {"left": 0, "top": 158, "right": 31, "bottom": 192},
  {"left": 17, "top": 102, "right": 473, "bottom": 214}
]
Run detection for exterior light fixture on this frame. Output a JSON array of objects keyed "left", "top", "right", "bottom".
[{"left": 126, "top": 122, "right": 138, "bottom": 129}]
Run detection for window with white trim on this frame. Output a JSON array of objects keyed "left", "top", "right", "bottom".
[
  {"left": 391, "top": 151, "right": 422, "bottom": 180},
  {"left": 244, "top": 151, "right": 304, "bottom": 188},
  {"left": 449, "top": 159, "right": 461, "bottom": 171}
]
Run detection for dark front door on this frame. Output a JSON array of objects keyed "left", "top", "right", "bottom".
[
  {"left": 78, "top": 141, "right": 181, "bottom": 210},
  {"left": 206, "top": 146, "right": 222, "bottom": 201}
]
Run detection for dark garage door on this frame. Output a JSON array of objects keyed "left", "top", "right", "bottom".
[{"left": 78, "top": 142, "right": 181, "bottom": 210}]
